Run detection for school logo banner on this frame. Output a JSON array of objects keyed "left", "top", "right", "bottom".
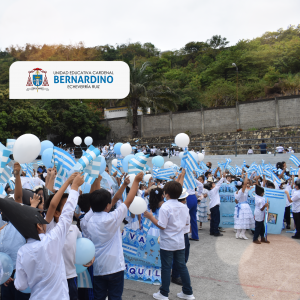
[{"left": 10, "top": 61, "right": 130, "bottom": 99}]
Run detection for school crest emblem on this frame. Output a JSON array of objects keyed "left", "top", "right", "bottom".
[{"left": 26, "top": 68, "right": 49, "bottom": 92}]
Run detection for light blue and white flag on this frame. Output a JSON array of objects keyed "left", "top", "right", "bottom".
[
  {"left": 183, "top": 168, "right": 197, "bottom": 190},
  {"left": 111, "top": 165, "right": 122, "bottom": 177},
  {"left": 54, "top": 163, "right": 67, "bottom": 190},
  {"left": 117, "top": 159, "right": 123, "bottom": 168},
  {"left": 52, "top": 147, "right": 76, "bottom": 171},
  {"left": 6, "top": 139, "right": 15, "bottom": 152},
  {"left": 289, "top": 155, "right": 300, "bottom": 167},
  {"left": 8, "top": 180, "right": 15, "bottom": 190},
  {"left": 224, "top": 158, "right": 231, "bottom": 170},
  {"left": 271, "top": 172, "right": 281, "bottom": 186},
  {"left": 153, "top": 168, "right": 175, "bottom": 180},
  {"left": 36, "top": 161, "right": 44, "bottom": 166},
  {"left": 256, "top": 165, "right": 263, "bottom": 176},
  {"left": 0, "top": 149, "right": 11, "bottom": 172},
  {"left": 199, "top": 161, "right": 209, "bottom": 171},
  {"left": 78, "top": 145, "right": 100, "bottom": 169},
  {"left": 235, "top": 165, "right": 242, "bottom": 176},
  {"left": 84, "top": 156, "right": 102, "bottom": 178},
  {"left": 0, "top": 166, "right": 12, "bottom": 184},
  {"left": 128, "top": 155, "right": 149, "bottom": 175},
  {"left": 290, "top": 167, "right": 299, "bottom": 176},
  {"left": 228, "top": 166, "right": 236, "bottom": 176}
]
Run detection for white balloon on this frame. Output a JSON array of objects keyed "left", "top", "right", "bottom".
[
  {"left": 73, "top": 136, "right": 82, "bottom": 146},
  {"left": 129, "top": 196, "right": 147, "bottom": 215},
  {"left": 175, "top": 133, "right": 190, "bottom": 148},
  {"left": 198, "top": 153, "right": 204, "bottom": 161},
  {"left": 144, "top": 174, "right": 152, "bottom": 182},
  {"left": 120, "top": 144, "right": 132, "bottom": 157},
  {"left": 84, "top": 136, "right": 93, "bottom": 146},
  {"left": 164, "top": 161, "right": 174, "bottom": 169},
  {"left": 179, "top": 152, "right": 184, "bottom": 159},
  {"left": 13, "top": 134, "right": 41, "bottom": 164},
  {"left": 112, "top": 159, "right": 118, "bottom": 167},
  {"left": 127, "top": 174, "right": 136, "bottom": 188}
]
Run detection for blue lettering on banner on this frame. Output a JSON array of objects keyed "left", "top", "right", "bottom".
[{"left": 54, "top": 76, "right": 59, "bottom": 83}]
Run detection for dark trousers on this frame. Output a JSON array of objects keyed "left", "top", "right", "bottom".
[
  {"left": 67, "top": 277, "right": 78, "bottom": 300},
  {"left": 160, "top": 249, "right": 193, "bottom": 298},
  {"left": 284, "top": 206, "right": 291, "bottom": 226},
  {"left": 1, "top": 281, "right": 30, "bottom": 300},
  {"left": 210, "top": 205, "right": 220, "bottom": 235},
  {"left": 186, "top": 195, "right": 199, "bottom": 240},
  {"left": 253, "top": 220, "right": 265, "bottom": 241},
  {"left": 293, "top": 212, "right": 300, "bottom": 237},
  {"left": 93, "top": 271, "right": 124, "bottom": 300},
  {"left": 172, "top": 233, "right": 190, "bottom": 279}
]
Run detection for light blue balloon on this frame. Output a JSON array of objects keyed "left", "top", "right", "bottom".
[
  {"left": 179, "top": 152, "right": 184, "bottom": 159},
  {"left": 0, "top": 252, "right": 14, "bottom": 285},
  {"left": 75, "top": 238, "right": 95, "bottom": 265},
  {"left": 114, "top": 143, "right": 123, "bottom": 155},
  {"left": 42, "top": 148, "right": 54, "bottom": 168},
  {"left": 75, "top": 264, "right": 87, "bottom": 274},
  {"left": 122, "top": 154, "right": 135, "bottom": 173},
  {"left": 40, "top": 140, "right": 54, "bottom": 155},
  {"left": 135, "top": 152, "right": 145, "bottom": 157},
  {"left": 14, "top": 273, "right": 31, "bottom": 293},
  {"left": 152, "top": 156, "right": 164, "bottom": 168}
]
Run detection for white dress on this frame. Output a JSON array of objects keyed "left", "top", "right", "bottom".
[
  {"left": 197, "top": 188, "right": 209, "bottom": 223},
  {"left": 234, "top": 189, "right": 255, "bottom": 229}
]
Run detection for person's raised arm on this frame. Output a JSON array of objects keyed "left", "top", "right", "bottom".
[
  {"left": 46, "top": 167, "right": 56, "bottom": 193},
  {"left": 214, "top": 167, "right": 220, "bottom": 178},
  {"left": 45, "top": 172, "right": 79, "bottom": 223},
  {"left": 111, "top": 176, "right": 130, "bottom": 206},
  {"left": 124, "top": 172, "right": 144, "bottom": 208},
  {"left": 90, "top": 174, "right": 102, "bottom": 193},
  {"left": 242, "top": 173, "right": 248, "bottom": 193},
  {"left": 176, "top": 169, "right": 185, "bottom": 187},
  {"left": 13, "top": 162, "right": 22, "bottom": 204}
]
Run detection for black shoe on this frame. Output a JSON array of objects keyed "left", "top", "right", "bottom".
[
  {"left": 189, "top": 238, "right": 199, "bottom": 241},
  {"left": 286, "top": 225, "right": 290, "bottom": 229},
  {"left": 291, "top": 235, "right": 300, "bottom": 239},
  {"left": 214, "top": 233, "right": 223, "bottom": 237},
  {"left": 171, "top": 277, "right": 183, "bottom": 286},
  {"left": 210, "top": 233, "right": 214, "bottom": 236}
]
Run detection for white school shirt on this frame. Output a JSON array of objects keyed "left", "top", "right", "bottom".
[
  {"left": 20, "top": 176, "right": 45, "bottom": 190},
  {"left": 48, "top": 221, "right": 82, "bottom": 279},
  {"left": 276, "top": 146, "right": 284, "bottom": 153},
  {"left": 14, "top": 190, "right": 79, "bottom": 300},
  {"left": 291, "top": 189, "right": 300, "bottom": 213},
  {"left": 284, "top": 184, "right": 292, "bottom": 207},
  {"left": 63, "top": 225, "right": 82, "bottom": 279},
  {"left": 187, "top": 179, "right": 203, "bottom": 196},
  {"left": 254, "top": 195, "right": 266, "bottom": 222},
  {"left": 157, "top": 200, "right": 190, "bottom": 251},
  {"left": 209, "top": 177, "right": 225, "bottom": 209},
  {"left": 87, "top": 203, "right": 128, "bottom": 276},
  {"left": 80, "top": 209, "right": 94, "bottom": 239}
]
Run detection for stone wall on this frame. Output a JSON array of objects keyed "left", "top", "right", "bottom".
[{"left": 101, "top": 95, "right": 300, "bottom": 140}]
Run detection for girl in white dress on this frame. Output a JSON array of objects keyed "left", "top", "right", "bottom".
[
  {"left": 234, "top": 173, "right": 255, "bottom": 239},
  {"left": 197, "top": 175, "right": 209, "bottom": 229}
]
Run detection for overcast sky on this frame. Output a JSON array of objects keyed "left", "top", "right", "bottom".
[{"left": 0, "top": 0, "right": 299, "bottom": 52}]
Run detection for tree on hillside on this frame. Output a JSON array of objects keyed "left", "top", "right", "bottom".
[{"left": 114, "top": 62, "right": 178, "bottom": 137}]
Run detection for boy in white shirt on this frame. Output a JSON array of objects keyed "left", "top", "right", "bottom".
[
  {"left": 285, "top": 177, "right": 300, "bottom": 239},
  {"left": 13, "top": 173, "right": 85, "bottom": 300},
  {"left": 205, "top": 173, "right": 226, "bottom": 237},
  {"left": 87, "top": 172, "right": 143, "bottom": 300},
  {"left": 144, "top": 181, "right": 195, "bottom": 300},
  {"left": 253, "top": 185, "right": 270, "bottom": 244}
]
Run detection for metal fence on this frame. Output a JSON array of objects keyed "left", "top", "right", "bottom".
[{"left": 130, "top": 136, "right": 300, "bottom": 157}]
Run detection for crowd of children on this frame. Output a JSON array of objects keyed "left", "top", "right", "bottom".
[{"left": 0, "top": 151, "right": 299, "bottom": 300}]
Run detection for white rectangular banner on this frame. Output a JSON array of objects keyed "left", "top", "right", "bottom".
[{"left": 9, "top": 61, "right": 130, "bottom": 99}]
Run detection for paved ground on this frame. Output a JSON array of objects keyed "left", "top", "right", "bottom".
[{"left": 122, "top": 223, "right": 300, "bottom": 300}]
